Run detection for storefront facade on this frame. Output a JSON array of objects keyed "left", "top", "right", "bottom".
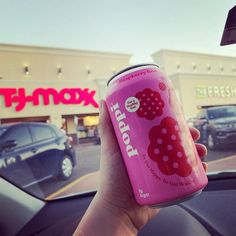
[
  {"left": 2, "top": 45, "right": 236, "bottom": 140},
  {"left": 152, "top": 50, "right": 236, "bottom": 118},
  {"left": 0, "top": 44, "right": 131, "bottom": 143}
]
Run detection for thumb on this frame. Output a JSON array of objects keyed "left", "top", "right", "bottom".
[
  {"left": 99, "top": 100, "right": 120, "bottom": 154},
  {"left": 99, "top": 100, "right": 110, "bottom": 132}
]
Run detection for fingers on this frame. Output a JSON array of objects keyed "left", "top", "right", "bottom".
[
  {"left": 195, "top": 143, "right": 208, "bottom": 172},
  {"left": 195, "top": 143, "right": 207, "bottom": 159},
  {"left": 99, "top": 102, "right": 208, "bottom": 173},
  {"left": 190, "top": 127, "right": 200, "bottom": 141},
  {"left": 99, "top": 100, "right": 116, "bottom": 138},
  {"left": 99, "top": 100, "right": 110, "bottom": 134},
  {"left": 202, "top": 162, "right": 208, "bottom": 172},
  {"left": 191, "top": 128, "right": 208, "bottom": 172}
]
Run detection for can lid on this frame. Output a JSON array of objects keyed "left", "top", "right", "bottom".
[{"left": 107, "top": 63, "right": 159, "bottom": 86}]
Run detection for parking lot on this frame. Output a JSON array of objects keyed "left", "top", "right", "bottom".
[{"left": 25, "top": 143, "right": 236, "bottom": 200}]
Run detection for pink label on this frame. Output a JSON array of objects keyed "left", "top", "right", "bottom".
[
  {"left": 110, "top": 102, "right": 139, "bottom": 158},
  {"left": 107, "top": 68, "right": 208, "bottom": 205}
]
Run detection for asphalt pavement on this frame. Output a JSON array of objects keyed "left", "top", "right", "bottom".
[
  {"left": 204, "top": 146, "right": 236, "bottom": 162},
  {"left": 27, "top": 143, "right": 236, "bottom": 199}
]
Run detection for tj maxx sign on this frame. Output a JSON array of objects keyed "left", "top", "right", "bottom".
[{"left": 0, "top": 88, "right": 99, "bottom": 112}]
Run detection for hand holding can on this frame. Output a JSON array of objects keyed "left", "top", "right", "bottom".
[{"left": 106, "top": 64, "right": 208, "bottom": 207}]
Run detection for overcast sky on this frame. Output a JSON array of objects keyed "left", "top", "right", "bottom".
[{"left": 0, "top": 0, "right": 235, "bottom": 63}]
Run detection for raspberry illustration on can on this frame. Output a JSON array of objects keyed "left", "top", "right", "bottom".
[
  {"left": 148, "top": 117, "right": 193, "bottom": 177},
  {"left": 135, "top": 88, "right": 164, "bottom": 120},
  {"left": 106, "top": 64, "right": 208, "bottom": 207}
]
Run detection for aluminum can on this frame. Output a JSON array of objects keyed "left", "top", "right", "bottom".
[{"left": 106, "top": 64, "right": 208, "bottom": 207}]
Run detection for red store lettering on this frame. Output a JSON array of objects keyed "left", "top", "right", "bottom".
[{"left": 0, "top": 88, "right": 99, "bottom": 112}]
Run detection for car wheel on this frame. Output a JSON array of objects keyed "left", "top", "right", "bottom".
[
  {"left": 58, "top": 155, "right": 73, "bottom": 180},
  {"left": 207, "top": 134, "right": 216, "bottom": 150}
]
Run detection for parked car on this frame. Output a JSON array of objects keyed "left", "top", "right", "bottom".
[
  {"left": 193, "top": 105, "right": 236, "bottom": 149},
  {"left": 0, "top": 122, "right": 76, "bottom": 189}
]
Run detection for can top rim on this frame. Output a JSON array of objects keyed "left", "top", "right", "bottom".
[{"left": 107, "top": 63, "right": 159, "bottom": 86}]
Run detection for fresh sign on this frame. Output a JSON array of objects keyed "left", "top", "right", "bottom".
[{"left": 196, "top": 85, "right": 236, "bottom": 99}]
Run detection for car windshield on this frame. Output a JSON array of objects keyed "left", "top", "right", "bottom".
[
  {"left": 0, "top": 0, "right": 236, "bottom": 200},
  {"left": 207, "top": 107, "right": 236, "bottom": 119}
]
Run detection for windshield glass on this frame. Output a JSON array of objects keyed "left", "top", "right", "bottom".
[
  {"left": 207, "top": 107, "right": 236, "bottom": 119},
  {"left": 0, "top": 0, "right": 235, "bottom": 200}
]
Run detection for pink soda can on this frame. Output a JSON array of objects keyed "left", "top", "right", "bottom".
[{"left": 105, "top": 64, "right": 208, "bottom": 207}]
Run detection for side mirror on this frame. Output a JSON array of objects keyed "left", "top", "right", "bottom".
[
  {"left": 199, "top": 117, "right": 208, "bottom": 123},
  {"left": 194, "top": 117, "right": 207, "bottom": 126},
  {"left": 0, "top": 140, "right": 17, "bottom": 152}
]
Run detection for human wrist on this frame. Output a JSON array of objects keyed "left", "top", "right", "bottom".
[
  {"left": 95, "top": 190, "right": 160, "bottom": 233},
  {"left": 93, "top": 193, "right": 139, "bottom": 235}
]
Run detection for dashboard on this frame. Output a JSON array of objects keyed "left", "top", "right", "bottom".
[{"left": 0, "top": 175, "right": 235, "bottom": 236}]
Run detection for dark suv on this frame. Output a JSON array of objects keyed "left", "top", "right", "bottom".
[
  {"left": 193, "top": 106, "right": 236, "bottom": 149},
  {"left": 0, "top": 122, "right": 76, "bottom": 188}
]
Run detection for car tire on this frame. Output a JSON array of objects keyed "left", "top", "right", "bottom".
[
  {"left": 207, "top": 133, "right": 217, "bottom": 150},
  {"left": 58, "top": 154, "right": 73, "bottom": 180}
]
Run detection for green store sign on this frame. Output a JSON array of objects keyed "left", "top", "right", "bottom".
[{"left": 196, "top": 85, "right": 236, "bottom": 99}]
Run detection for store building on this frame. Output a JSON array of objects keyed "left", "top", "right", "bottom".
[
  {"left": 0, "top": 44, "right": 131, "bottom": 143},
  {"left": 152, "top": 50, "right": 236, "bottom": 118},
  {"left": 2, "top": 45, "right": 236, "bottom": 142}
]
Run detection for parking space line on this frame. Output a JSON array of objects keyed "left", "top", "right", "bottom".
[
  {"left": 46, "top": 171, "right": 99, "bottom": 200},
  {"left": 46, "top": 155, "right": 235, "bottom": 200},
  {"left": 207, "top": 155, "right": 236, "bottom": 164}
]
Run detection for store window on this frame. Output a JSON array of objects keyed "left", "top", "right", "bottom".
[{"left": 77, "top": 115, "right": 99, "bottom": 144}]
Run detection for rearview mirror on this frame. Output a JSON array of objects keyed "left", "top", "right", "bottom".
[{"left": 221, "top": 6, "right": 236, "bottom": 46}]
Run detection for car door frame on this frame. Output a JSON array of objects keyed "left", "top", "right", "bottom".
[
  {"left": 28, "top": 124, "right": 64, "bottom": 180},
  {"left": 0, "top": 124, "right": 37, "bottom": 188}
]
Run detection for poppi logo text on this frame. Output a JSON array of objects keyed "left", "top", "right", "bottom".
[{"left": 0, "top": 88, "right": 99, "bottom": 112}]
